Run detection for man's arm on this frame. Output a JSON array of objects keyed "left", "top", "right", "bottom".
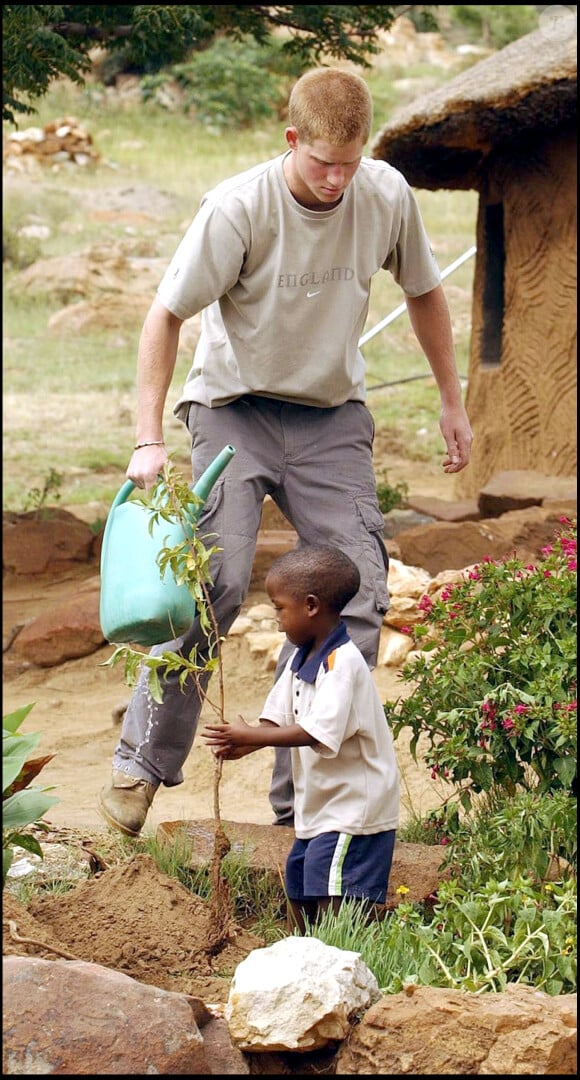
[
  {"left": 405, "top": 284, "right": 473, "bottom": 473},
  {"left": 127, "top": 296, "right": 184, "bottom": 490},
  {"left": 201, "top": 715, "right": 317, "bottom": 760}
]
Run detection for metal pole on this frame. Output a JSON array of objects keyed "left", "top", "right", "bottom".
[{"left": 358, "top": 244, "right": 477, "bottom": 348}]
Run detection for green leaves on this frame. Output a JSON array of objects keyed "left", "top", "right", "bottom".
[
  {"left": 308, "top": 875, "right": 576, "bottom": 996},
  {"left": 103, "top": 462, "right": 225, "bottom": 710},
  {"left": 3, "top": 703, "right": 59, "bottom": 889},
  {"left": 3, "top": 4, "right": 405, "bottom": 124}
]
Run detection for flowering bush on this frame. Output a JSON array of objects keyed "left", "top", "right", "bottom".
[{"left": 385, "top": 517, "right": 577, "bottom": 807}]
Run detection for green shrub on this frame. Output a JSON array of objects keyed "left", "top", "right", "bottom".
[
  {"left": 423, "top": 787, "right": 576, "bottom": 883},
  {"left": 3, "top": 704, "right": 59, "bottom": 888},
  {"left": 2, "top": 225, "right": 42, "bottom": 270},
  {"left": 309, "top": 877, "right": 576, "bottom": 996},
  {"left": 376, "top": 476, "right": 409, "bottom": 514},
  {"left": 385, "top": 517, "right": 577, "bottom": 806},
  {"left": 141, "top": 36, "right": 305, "bottom": 130}
]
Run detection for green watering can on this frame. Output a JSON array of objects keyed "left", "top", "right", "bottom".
[{"left": 99, "top": 444, "right": 236, "bottom": 646}]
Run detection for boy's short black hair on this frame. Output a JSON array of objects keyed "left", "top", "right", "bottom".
[{"left": 266, "top": 545, "right": 360, "bottom": 613}]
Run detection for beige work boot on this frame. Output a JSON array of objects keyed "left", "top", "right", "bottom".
[{"left": 98, "top": 769, "right": 158, "bottom": 836}]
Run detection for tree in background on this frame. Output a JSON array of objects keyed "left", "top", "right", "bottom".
[
  {"left": 3, "top": 4, "right": 424, "bottom": 124},
  {"left": 447, "top": 5, "right": 539, "bottom": 48}
]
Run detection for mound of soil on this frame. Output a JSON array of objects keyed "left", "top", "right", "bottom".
[{"left": 4, "top": 851, "right": 263, "bottom": 1003}]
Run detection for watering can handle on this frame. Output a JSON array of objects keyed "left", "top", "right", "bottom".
[
  {"left": 108, "top": 445, "right": 236, "bottom": 514},
  {"left": 109, "top": 479, "right": 136, "bottom": 513}
]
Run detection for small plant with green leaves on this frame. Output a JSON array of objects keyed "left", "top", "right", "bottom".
[
  {"left": 308, "top": 876, "right": 576, "bottom": 996},
  {"left": 376, "top": 475, "right": 409, "bottom": 515},
  {"left": 385, "top": 516, "right": 577, "bottom": 808},
  {"left": 23, "top": 467, "right": 63, "bottom": 514},
  {"left": 3, "top": 703, "right": 59, "bottom": 889},
  {"left": 439, "top": 788, "right": 577, "bottom": 887},
  {"left": 103, "top": 463, "right": 224, "bottom": 705},
  {"left": 102, "top": 461, "right": 237, "bottom": 952}
]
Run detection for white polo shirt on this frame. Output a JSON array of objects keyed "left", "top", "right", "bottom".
[{"left": 261, "top": 622, "right": 400, "bottom": 840}]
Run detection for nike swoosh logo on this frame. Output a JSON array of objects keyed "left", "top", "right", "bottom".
[{"left": 306, "top": 290, "right": 321, "bottom": 298}]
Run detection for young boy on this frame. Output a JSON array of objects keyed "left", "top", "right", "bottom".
[{"left": 201, "top": 545, "right": 400, "bottom": 933}]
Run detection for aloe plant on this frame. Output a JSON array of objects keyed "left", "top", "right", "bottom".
[{"left": 3, "top": 703, "right": 59, "bottom": 888}]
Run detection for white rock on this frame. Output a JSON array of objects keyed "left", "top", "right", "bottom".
[
  {"left": 245, "top": 603, "right": 274, "bottom": 621},
  {"left": 228, "top": 615, "right": 254, "bottom": 636},
  {"left": 380, "top": 627, "right": 414, "bottom": 667},
  {"left": 388, "top": 558, "right": 432, "bottom": 597},
  {"left": 225, "top": 936, "right": 380, "bottom": 1052},
  {"left": 245, "top": 631, "right": 285, "bottom": 657}
]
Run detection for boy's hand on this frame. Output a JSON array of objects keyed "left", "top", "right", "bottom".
[{"left": 201, "top": 715, "right": 258, "bottom": 759}]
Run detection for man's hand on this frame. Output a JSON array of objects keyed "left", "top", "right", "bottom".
[
  {"left": 440, "top": 403, "right": 473, "bottom": 473},
  {"left": 127, "top": 443, "right": 168, "bottom": 491}
]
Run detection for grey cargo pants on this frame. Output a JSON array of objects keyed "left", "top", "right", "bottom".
[{"left": 112, "top": 395, "right": 390, "bottom": 823}]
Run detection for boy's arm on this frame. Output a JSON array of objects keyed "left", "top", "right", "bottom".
[{"left": 201, "top": 715, "right": 316, "bottom": 760}]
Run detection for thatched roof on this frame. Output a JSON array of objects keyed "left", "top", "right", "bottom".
[{"left": 371, "top": 27, "right": 577, "bottom": 190}]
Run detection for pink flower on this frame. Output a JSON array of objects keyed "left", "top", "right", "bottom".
[
  {"left": 514, "top": 704, "right": 529, "bottom": 714},
  {"left": 541, "top": 545, "right": 554, "bottom": 556},
  {"left": 439, "top": 837, "right": 450, "bottom": 846},
  {"left": 400, "top": 626, "right": 411, "bottom": 635}
]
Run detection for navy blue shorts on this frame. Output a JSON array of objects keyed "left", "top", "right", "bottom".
[{"left": 285, "top": 831, "right": 396, "bottom": 905}]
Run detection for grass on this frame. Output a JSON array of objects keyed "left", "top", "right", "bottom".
[{"left": 3, "top": 64, "right": 478, "bottom": 514}]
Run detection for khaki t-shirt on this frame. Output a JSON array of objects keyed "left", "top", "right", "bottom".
[{"left": 157, "top": 153, "right": 441, "bottom": 416}]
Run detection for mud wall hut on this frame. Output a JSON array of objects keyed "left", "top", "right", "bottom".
[{"left": 372, "top": 24, "right": 577, "bottom": 496}]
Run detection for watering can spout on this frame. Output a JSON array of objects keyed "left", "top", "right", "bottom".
[
  {"left": 99, "top": 444, "right": 236, "bottom": 646},
  {"left": 191, "top": 444, "right": 236, "bottom": 514}
]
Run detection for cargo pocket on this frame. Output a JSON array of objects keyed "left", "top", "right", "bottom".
[{"left": 355, "top": 494, "right": 390, "bottom": 614}]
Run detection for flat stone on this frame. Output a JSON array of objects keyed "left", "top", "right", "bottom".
[
  {"left": 156, "top": 820, "right": 449, "bottom": 910},
  {"left": 405, "top": 495, "right": 481, "bottom": 522},
  {"left": 478, "top": 470, "right": 577, "bottom": 517}
]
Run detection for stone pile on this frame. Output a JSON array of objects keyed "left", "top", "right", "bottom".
[
  {"left": 3, "top": 952, "right": 576, "bottom": 1074},
  {"left": 4, "top": 115, "right": 100, "bottom": 169}
]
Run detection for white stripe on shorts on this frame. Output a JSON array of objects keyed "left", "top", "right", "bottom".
[{"left": 328, "top": 833, "right": 352, "bottom": 895}]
